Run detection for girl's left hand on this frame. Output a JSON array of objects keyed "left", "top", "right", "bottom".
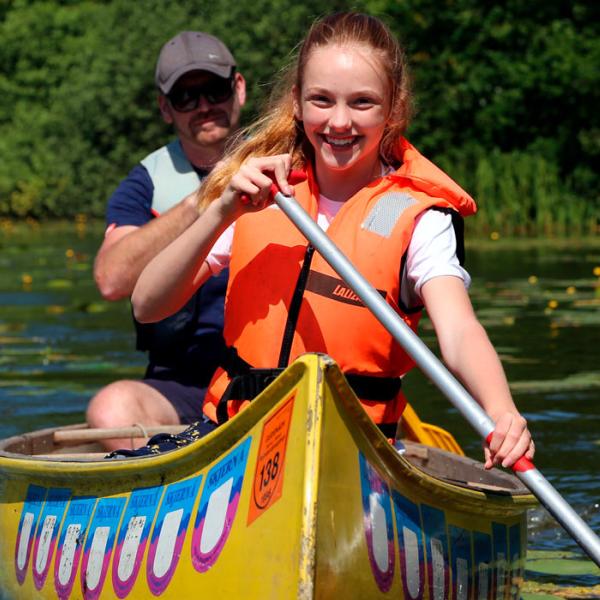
[{"left": 484, "top": 412, "right": 535, "bottom": 470}]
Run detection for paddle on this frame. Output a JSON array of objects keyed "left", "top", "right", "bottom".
[{"left": 269, "top": 186, "right": 600, "bottom": 566}]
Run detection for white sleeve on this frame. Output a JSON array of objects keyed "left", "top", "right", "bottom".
[
  {"left": 401, "top": 210, "right": 471, "bottom": 307},
  {"left": 204, "top": 222, "right": 235, "bottom": 275}
]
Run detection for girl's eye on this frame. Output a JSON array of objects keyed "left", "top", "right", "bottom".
[
  {"left": 354, "top": 97, "right": 376, "bottom": 108},
  {"left": 308, "top": 94, "right": 332, "bottom": 106}
]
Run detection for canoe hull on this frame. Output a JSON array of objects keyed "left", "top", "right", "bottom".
[{"left": 0, "top": 354, "right": 535, "bottom": 598}]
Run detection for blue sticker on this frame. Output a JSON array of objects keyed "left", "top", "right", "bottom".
[
  {"left": 492, "top": 522, "right": 509, "bottom": 598},
  {"left": 421, "top": 505, "right": 449, "bottom": 600},
  {"left": 392, "top": 492, "right": 425, "bottom": 599},
  {"left": 80, "top": 496, "right": 126, "bottom": 600},
  {"left": 112, "top": 485, "right": 163, "bottom": 598},
  {"left": 449, "top": 525, "right": 472, "bottom": 600},
  {"left": 191, "top": 438, "right": 251, "bottom": 573},
  {"left": 32, "top": 487, "right": 71, "bottom": 590},
  {"left": 147, "top": 475, "right": 202, "bottom": 595},
  {"left": 508, "top": 522, "right": 523, "bottom": 599},
  {"left": 358, "top": 452, "right": 395, "bottom": 593},
  {"left": 53, "top": 496, "right": 96, "bottom": 600},
  {"left": 14, "top": 484, "right": 47, "bottom": 585},
  {"left": 473, "top": 531, "right": 492, "bottom": 599}
]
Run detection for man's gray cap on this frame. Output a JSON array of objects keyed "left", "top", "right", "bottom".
[{"left": 155, "top": 31, "right": 236, "bottom": 94}]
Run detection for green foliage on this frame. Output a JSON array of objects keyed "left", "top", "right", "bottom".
[{"left": 0, "top": 0, "right": 598, "bottom": 235}]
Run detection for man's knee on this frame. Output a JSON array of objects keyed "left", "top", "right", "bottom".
[{"left": 86, "top": 380, "right": 140, "bottom": 426}]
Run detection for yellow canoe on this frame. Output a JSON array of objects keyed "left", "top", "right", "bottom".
[{"left": 0, "top": 354, "right": 536, "bottom": 599}]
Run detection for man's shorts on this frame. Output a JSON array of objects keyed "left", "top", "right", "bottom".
[{"left": 143, "top": 364, "right": 215, "bottom": 426}]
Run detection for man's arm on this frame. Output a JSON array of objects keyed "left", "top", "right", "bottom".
[{"left": 94, "top": 192, "right": 200, "bottom": 300}]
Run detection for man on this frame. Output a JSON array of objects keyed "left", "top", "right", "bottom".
[{"left": 86, "top": 31, "right": 246, "bottom": 450}]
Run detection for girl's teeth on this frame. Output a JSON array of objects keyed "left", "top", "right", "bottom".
[{"left": 327, "top": 137, "right": 354, "bottom": 147}]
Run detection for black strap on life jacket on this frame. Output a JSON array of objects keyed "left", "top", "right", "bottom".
[
  {"left": 216, "top": 346, "right": 402, "bottom": 425},
  {"left": 278, "top": 244, "right": 315, "bottom": 368}
]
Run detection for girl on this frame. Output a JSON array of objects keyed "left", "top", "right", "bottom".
[{"left": 132, "top": 12, "right": 534, "bottom": 470}]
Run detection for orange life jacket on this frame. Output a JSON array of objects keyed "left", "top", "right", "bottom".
[{"left": 203, "top": 138, "right": 476, "bottom": 426}]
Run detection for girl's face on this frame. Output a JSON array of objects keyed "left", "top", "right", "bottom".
[{"left": 294, "top": 44, "right": 390, "bottom": 191}]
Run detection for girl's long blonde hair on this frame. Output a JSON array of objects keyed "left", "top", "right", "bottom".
[{"left": 198, "top": 12, "right": 412, "bottom": 208}]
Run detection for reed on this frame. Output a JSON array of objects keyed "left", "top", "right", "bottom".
[{"left": 437, "top": 151, "right": 598, "bottom": 237}]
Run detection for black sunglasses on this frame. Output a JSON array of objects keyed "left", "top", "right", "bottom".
[{"left": 168, "top": 75, "right": 235, "bottom": 112}]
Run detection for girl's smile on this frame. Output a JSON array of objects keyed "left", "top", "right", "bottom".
[{"left": 295, "top": 44, "right": 389, "bottom": 200}]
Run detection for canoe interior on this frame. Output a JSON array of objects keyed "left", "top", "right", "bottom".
[{"left": 0, "top": 422, "right": 530, "bottom": 495}]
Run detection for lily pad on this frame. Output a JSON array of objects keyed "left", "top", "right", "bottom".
[
  {"left": 47, "top": 279, "right": 73, "bottom": 289},
  {"left": 510, "top": 372, "right": 600, "bottom": 393},
  {"left": 522, "top": 582, "right": 600, "bottom": 598},
  {"left": 526, "top": 550, "right": 600, "bottom": 576}
]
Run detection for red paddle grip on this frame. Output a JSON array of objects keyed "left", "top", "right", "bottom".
[
  {"left": 485, "top": 432, "right": 535, "bottom": 472},
  {"left": 240, "top": 169, "right": 307, "bottom": 205}
]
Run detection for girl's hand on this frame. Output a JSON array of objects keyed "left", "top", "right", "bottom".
[
  {"left": 484, "top": 411, "right": 535, "bottom": 470},
  {"left": 219, "top": 154, "right": 293, "bottom": 217}
]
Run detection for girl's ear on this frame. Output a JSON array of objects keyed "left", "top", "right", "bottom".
[{"left": 292, "top": 84, "right": 302, "bottom": 120}]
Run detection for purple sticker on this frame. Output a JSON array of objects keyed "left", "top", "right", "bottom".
[
  {"left": 15, "top": 484, "right": 47, "bottom": 585},
  {"left": 112, "top": 485, "right": 163, "bottom": 598},
  {"left": 358, "top": 452, "right": 395, "bottom": 592},
  {"left": 54, "top": 496, "right": 96, "bottom": 600},
  {"left": 32, "top": 488, "right": 71, "bottom": 590},
  {"left": 191, "top": 438, "right": 251, "bottom": 573},
  {"left": 79, "top": 496, "right": 126, "bottom": 600},
  {"left": 146, "top": 475, "right": 202, "bottom": 595}
]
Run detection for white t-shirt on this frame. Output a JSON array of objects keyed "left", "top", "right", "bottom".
[{"left": 205, "top": 194, "right": 470, "bottom": 308}]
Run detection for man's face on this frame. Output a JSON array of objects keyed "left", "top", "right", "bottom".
[{"left": 159, "top": 70, "right": 246, "bottom": 151}]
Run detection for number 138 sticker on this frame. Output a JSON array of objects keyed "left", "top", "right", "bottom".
[{"left": 248, "top": 392, "right": 295, "bottom": 524}]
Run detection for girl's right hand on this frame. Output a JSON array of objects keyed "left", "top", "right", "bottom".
[{"left": 219, "top": 154, "right": 293, "bottom": 218}]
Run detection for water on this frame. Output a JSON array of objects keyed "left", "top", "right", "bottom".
[{"left": 1, "top": 221, "right": 599, "bottom": 592}]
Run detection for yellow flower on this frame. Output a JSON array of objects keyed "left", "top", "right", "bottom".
[
  {"left": 490, "top": 231, "right": 500, "bottom": 241},
  {"left": 528, "top": 275, "right": 538, "bottom": 285},
  {"left": 547, "top": 299, "right": 558, "bottom": 310}
]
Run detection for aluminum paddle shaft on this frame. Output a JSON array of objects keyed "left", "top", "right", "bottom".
[{"left": 274, "top": 190, "right": 600, "bottom": 566}]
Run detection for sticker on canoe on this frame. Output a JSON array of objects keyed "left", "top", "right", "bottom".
[
  {"left": 15, "top": 484, "right": 47, "bottom": 585},
  {"left": 192, "top": 437, "right": 251, "bottom": 572},
  {"left": 421, "top": 505, "right": 449, "bottom": 600},
  {"left": 449, "top": 526, "right": 472, "bottom": 600},
  {"left": 146, "top": 475, "right": 202, "bottom": 595},
  {"left": 248, "top": 392, "right": 295, "bottom": 524},
  {"left": 32, "top": 487, "right": 72, "bottom": 590},
  {"left": 473, "top": 531, "right": 492, "bottom": 600},
  {"left": 492, "top": 522, "right": 509, "bottom": 598},
  {"left": 358, "top": 453, "right": 395, "bottom": 593},
  {"left": 112, "top": 485, "right": 163, "bottom": 598},
  {"left": 80, "top": 496, "right": 126, "bottom": 600},
  {"left": 509, "top": 522, "right": 523, "bottom": 591},
  {"left": 53, "top": 496, "right": 96, "bottom": 600},
  {"left": 392, "top": 492, "right": 425, "bottom": 599}
]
